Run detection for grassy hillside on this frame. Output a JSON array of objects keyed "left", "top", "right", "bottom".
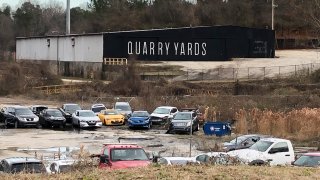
[{"left": 2, "top": 165, "right": 320, "bottom": 180}]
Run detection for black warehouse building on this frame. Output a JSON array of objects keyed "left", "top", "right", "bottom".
[{"left": 104, "top": 26, "right": 275, "bottom": 61}]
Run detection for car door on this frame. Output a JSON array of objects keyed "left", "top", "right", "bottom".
[{"left": 266, "top": 142, "right": 291, "bottom": 165}]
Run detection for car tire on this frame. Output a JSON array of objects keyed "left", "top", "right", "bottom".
[{"left": 249, "top": 160, "right": 267, "bottom": 166}]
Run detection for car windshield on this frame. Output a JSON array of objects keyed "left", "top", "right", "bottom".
[
  {"left": 65, "top": 105, "right": 81, "bottom": 113},
  {"left": 92, "top": 106, "right": 106, "bottom": 113},
  {"left": 47, "top": 110, "right": 63, "bottom": 117},
  {"left": 10, "top": 162, "right": 46, "bottom": 174},
  {"left": 294, "top": 155, "right": 320, "bottom": 167},
  {"left": 249, "top": 140, "right": 273, "bottom": 152},
  {"left": 104, "top": 110, "right": 119, "bottom": 115},
  {"left": 115, "top": 105, "right": 131, "bottom": 111},
  {"left": 173, "top": 113, "right": 191, "bottom": 120},
  {"left": 79, "top": 111, "right": 95, "bottom": 117},
  {"left": 153, "top": 107, "right": 170, "bottom": 114},
  {"left": 111, "top": 148, "right": 149, "bottom": 161},
  {"left": 15, "top": 108, "right": 34, "bottom": 116},
  {"left": 132, "top": 112, "right": 149, "bottom": 117},
  {"left": 229, "top": 136, "right": 248, "bottom": 144}
]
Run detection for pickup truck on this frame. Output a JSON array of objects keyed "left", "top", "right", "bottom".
[
  {"left": 227, "top": 138, "right": 295, "bottom": 166},
  {"left": 97, "top": 144, "right": 151, "bottom": 169}
]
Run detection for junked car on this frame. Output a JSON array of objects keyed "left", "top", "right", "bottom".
[
  {"left": 168, "top": 111, "right": 199, "bottom": 134},
  {"left": 60, "top": 103, "right": 82, "bottom": 124},
  {"left": 0, "top": 157, "right": 46, "bottom": 174},
  {"left": 227, "top": 138, "right": 295, "bottom": 166},
  {"left": 91, "top": 104, "right": 106, "bottom": 115},
  {"left": 114, "top": 102, "right": 132, "bottom": 120},
  {"left": 157, "top": 157, "right": 197, "bottom": 165},
  {"left": 150, "top": 106, "right": 178, "bottom": 124},
  {"left": 128, "top": 111, "right": 151, "bottom": 129},
  {"left": 39, "top": 108, "right": 66, "bottom": 128},
  {"left": 46, "top": 159, "right": 77, "bottom": 174},
  {"left": 180, "top": 108, "right": 205, "bottom": 124},
  {"left": 72, "top": 110, "right": 102, "bottom": 128},
  {"left": 0, "top": 106, "right": 40, "bottom": 128},
  {"left": 293, "top": 152, "right": 320, "bottom": 167},
  {"left": 30, "top": 105, "right": 48, "bottom": 116},
  {"left": 98, "top": 109, "right": 125, "bottom": 126},
  {"left": 223, "top": 134, "right": 271, "bottom": 152}
]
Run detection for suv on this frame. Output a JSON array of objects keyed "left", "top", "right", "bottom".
[
  {"left": 169, "top": 111, "right": 199, "bottom": 134},
  {"left": 39, "top": 108, "right": 66, "bottom": 128},
  {"left": 150, "top": 106, "right": 178, "bottom": 124},
  {"left": 97, "top": 144, "right": 150, "bottom": 169},
  {"left": 114, "top": 102, "right": 132, "bottom": 120},
  {"left": 60, "top": 104, "right": 82, "bottom": 124},
  {"left": 0, "top": 157, "right": 46, "bottom": 174},
  {"left": 0, "top": 106, "right": 40, "bottom": 128}
]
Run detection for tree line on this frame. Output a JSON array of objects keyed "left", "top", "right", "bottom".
[{"left": 0, "top": 0, "right": 318, "bottom": 58}]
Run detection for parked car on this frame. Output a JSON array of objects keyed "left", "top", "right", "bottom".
[
  {"left": 168, "top": 111, "right": 199, "bottom": 134},
  {"left": 0, "top": 106, "right": 40, "bottom": 128},
  {"left": 72, "top": 110, "right": 102, "bottom": 128},
  {"left": 223, "top": 134, "right": 271, "bottom": 152},
  {"left": 180, "top": 108, "right": 205, "bottom": 124},
  {"left": 0, "top": 157, "right": 46, "bottom": 174},
  {"left": 30, "top": 105, "right": 48, "bottom": 116},
  {"left": 227, "top": 138, "right": 295, "bottom": 166},
  {"left": 39, "top": 108, "right": 66, "bottom": 128},
  {"left": 128, "top": 111, "right": 151, "bottom": 129},
  {"left": 114, "top": 102, "right": 132, "bottom": 120},
  {"left": 157, "top": 157, "right": 197, "bottom": 165},
  {"left": 96, "top": 144, "right": 150, "bottom": 169},
  {"left": 293, "top": 152, "right": 320, "bottom": 167},
  {"left": 60, "top": 103, "right": 82, "bottom": 124},
  {"left": 150, "top": 106, "right": 178, "bottom": 124},
  {"left": 91, "top": 104, "right": 106, "bottom": 115},
  {"left": 45, "top": 159, "right": 77, "bottom": 174},
  {"left": 98, "top": 109, "right": 125, "bottom": 126}
]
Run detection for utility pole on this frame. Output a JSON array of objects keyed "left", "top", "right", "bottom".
[
  {"left": 66, "top": 0, "right": 70, "bottom": 34},
  {"left": 272, "top": 0, "right": 278, "bottom": 30}
]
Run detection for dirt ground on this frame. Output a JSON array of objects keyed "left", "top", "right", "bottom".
[{"left": 0, "top": 96, "right": 219, "bottom": 160}]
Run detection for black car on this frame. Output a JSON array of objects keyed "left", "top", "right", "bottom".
[
  {"left": 0, "top": 106, "right": 40, "bottom": 128},
  {"left": 30, "top": 105, "right": 48, "bottom": 116},
  {"left": 39, "top": 108, "right": 66, "bottom": 128},
  {"left": 168, "top": 111, "right": 200, "bottom": 134},
  {"left": 60, "top": 104, "right": 82, "bottom": 124},
  {"left": 0, "top": 157, "right": 46, "bottom": 174}
]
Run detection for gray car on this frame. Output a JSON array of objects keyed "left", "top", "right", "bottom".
[
  {"left": 223, "top": 134, "right": 271, "bottom": 152},
  {"left": 114, "top": 102, "right": 132, "bottom": 120},
  {"left": 169, "top": 111, "right": 199, "bottom": 134},
  {"left": 0, "top": 157, "right": 46, "bottom": 174}
]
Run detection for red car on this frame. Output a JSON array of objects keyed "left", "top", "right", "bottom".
[
  {"left": 293, "top": 152, "right": 320, "bottom": 167},
  {"left": 98, "top": 144, "right": 150, "bottom": 169}
]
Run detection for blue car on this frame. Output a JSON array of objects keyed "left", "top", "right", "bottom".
[{"left": 128, "top": 111, "right": 151, "bottom": 129}]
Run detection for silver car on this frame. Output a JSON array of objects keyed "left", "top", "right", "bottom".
[{"left": 72, "top": 110, "right": 102, "bottom": 128}]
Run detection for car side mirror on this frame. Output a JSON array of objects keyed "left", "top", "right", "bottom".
[{"left": 100, "top": 155, "right": 109, "bottom": 164}]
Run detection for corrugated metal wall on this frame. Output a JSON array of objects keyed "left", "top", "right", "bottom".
[{"left": 16, "top": 34, "right": 104, "bottom": 63}]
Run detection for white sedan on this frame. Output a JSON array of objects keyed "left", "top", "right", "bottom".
[{"left": 72, "top": 110, "right": 102, "bottom": 128}]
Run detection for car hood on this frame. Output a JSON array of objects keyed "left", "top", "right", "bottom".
[
  {"left": 130, "top": 117, "right": 148, "bottom": 121},
  {"left": 171, "top": 120, "right": 190, "bottom": 124},
  {"left": 227, "top": 149, "right": 265, "bottom": 163},
  {"left": 150, "top": 113, "right": 169, "bottom": 118},
  {"left": 104, "top": 115, "right": 124, "bottom": 119},
  {"left": 111, "top": 160, "right": 150, "bottom": 169},
  {"left": 78, "top": 116, "right": 100, "bottom": 121},
  {"left": 18, "top": 115, "right": 38, "bottom": 118}
]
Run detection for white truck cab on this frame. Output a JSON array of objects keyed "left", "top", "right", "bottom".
[{"left": 227, "top": 138, "right": 295, "bottom": 166}]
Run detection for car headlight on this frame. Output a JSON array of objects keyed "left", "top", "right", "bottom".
[
  {"left": 145, "top": 119, "right": 149, "bottom": 123},
  {"left": 186, "top": 122, "right": 191, "bottom": 126},
  {"left": 162, "top": 116, "right": 168, "bottom": 119},
  {"left": 34, "top": 117, "right": 39, "bottom": 121},
  {"left": 80, "top": 120, "right": 86, "bottom": 123},
  {"left": 18, "top": 117, "right": 25, "bottom": 121}
]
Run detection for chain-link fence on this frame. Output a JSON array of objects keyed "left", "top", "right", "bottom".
[{"left": 170, "top": 63, "right": 320, "bottom": 81}]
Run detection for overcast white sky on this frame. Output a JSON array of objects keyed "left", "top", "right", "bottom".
[{"left": 1, "top": 0, "right": 89, "bottom": 9}]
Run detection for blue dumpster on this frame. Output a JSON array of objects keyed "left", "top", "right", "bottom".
[{"left": 203, "top": 122, "right": 231, "bottom": 136}]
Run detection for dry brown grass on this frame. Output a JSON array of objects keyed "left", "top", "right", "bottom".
[
  {"left": 1, "top": 165, "right": 319, "bottom": 180},
  {"left": 235, "top": 108, "right": 320, "bottom": 142}
]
